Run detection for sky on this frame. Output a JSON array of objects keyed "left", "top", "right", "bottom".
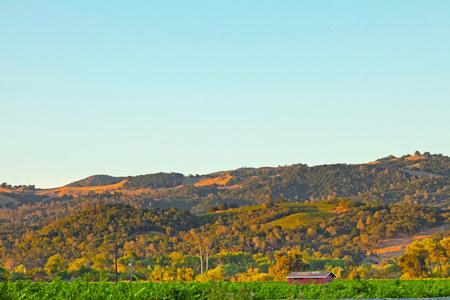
[{"left": 1, "top": 1, "right": 449, "bottom": 188}]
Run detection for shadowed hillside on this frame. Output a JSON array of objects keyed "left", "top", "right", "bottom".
[{"left": 66, "top": 175, "right": 126, "bottom": 187}]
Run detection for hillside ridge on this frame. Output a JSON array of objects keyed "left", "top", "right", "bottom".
[{"left": 1, "top": 152, "right": 450, "bottom": 214}]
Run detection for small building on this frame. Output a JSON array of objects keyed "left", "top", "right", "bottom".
[{"left": 286, "top": 271, "right": 336, "bottom": 284}]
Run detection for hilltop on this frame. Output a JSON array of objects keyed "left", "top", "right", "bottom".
[
  {"left": 66, "top": 174, "right": 126, "bottom": 187},
  {"left": 1, "top": 152, "right": 450, "bottom": 214}
]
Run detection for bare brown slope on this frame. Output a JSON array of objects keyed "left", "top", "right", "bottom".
[
  {"left": 35, "top": 180, "right": 152, "bottom": 197},
  {"left": 0, "top": 194, "right": 17, "bottom": 206},
  {"left": 364, "top": 223, "right": 450, "bottom": 264}
]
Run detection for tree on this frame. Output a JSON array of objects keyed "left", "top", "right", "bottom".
[
  {"left": 176, "top": 267, "right": 196, "bottom": 282},
  {"left": 275, "top": 198, "right": 287, "bottom": 204},
  {"left": 188, "top": 229, "right": 204, "bottom": 274},
  {"left": 237, "top": 268, "right": 273, "bottom": 282},
  {"left": 68, "top": 257, "right": 91, "bottom": 273},
  {"left": 218, "top": 203, "right": 228, "bottom": 211},
  {"left": 269, "top": 250, "right": 307, "bottom": 281},
  {"left": 207, "top": 206, "right": 218, "bottom": 213},
  {"left": 91, "top": 253, "right": 113, "bottom": 272},
  {"left": 204, "top": 237, "right": 213, "bottom": 272},
  {"left": 356, "top": 219, "right": 365, "bottom": 230},
  {"left": 195, "top": 265, "right": 225, "bottom": 282},
  {"left": 44, "top": 254, "right": 68, "bottom": 275},
  {"left": 398, "top": 243, "right": 428, "bottom": 279},
  {"left": 3, "top": 256, "right": 15, "bottom": 278},
  {"left": 263, "top": 193, "right": 274, "bottom": 209}
]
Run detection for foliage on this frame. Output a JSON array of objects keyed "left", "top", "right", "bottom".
[
  {"left": 0, "top": 198, "right": 447, "bottom": 281},
  {"left": 398, "top": 238, "right": 450, "bottom": 278},
  {"left": 124, "top": 173, "right": 184, "bottom": 189},
  {"left": 2, "top": 279, "right": 450, "bottom": 299},
  {"left": 141, "top": 153, "right": 450, "bottom": 214}
]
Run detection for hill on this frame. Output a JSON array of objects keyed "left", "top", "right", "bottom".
[
  {"left": 0, "top": 202, "right": 197, "bottom": 268},
  {"left": 2, "top": 152, "right": 450, "bottom": 281},
  {"left": 35, "top": 180, "right": 129, "bottom": 197},
  {"left": 144, "top": 152, "right": 450, "bottom": 213},
  {"left": 2, "top": 152, "right": 450, "bottom": 215},
  {"left": 66, "top": 175, "right": 126, "bottom": 187}
]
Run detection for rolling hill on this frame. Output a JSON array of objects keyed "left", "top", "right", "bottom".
[
  {"left": 2, "top": 151, "right": 450, "bottom": 281},
  {"left": 1, "top": 152, "right": 450, "bottom": 215}
]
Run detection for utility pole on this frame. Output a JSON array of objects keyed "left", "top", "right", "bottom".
[{"left": 115, "top": 240, "right": 118, "bottom": 285}]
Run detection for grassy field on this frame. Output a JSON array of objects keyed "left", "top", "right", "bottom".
[
  {"left": 198, "top": 202, "right": 336, "bottom": 226},
  {"left": 278, "top": 202, "right": 335, "bottom": 211},
  {"left": 268, "top": 211, "right": 335, "bottom": 229}
]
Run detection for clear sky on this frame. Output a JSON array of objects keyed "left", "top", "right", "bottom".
[{"left": 1, "top": 1, "right": 449, "bottom": 188}]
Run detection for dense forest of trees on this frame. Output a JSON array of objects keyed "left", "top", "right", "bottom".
[
  {"left": 124, "top": 172, "right": 185, "bottom": 189},
  {"left": 1, "top": 197, "right": 449, "bottom": 282}
]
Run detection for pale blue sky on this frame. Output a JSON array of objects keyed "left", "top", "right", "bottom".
[{"left": 1, "top": 1, "right": 449, "bottom": 188}]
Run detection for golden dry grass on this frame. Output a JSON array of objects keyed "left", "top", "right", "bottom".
[
  {"left": 34, "top": 180, "right": 154, "bottom": 197},
  {"left": 0, "top": 187, "right": 12, "bottom": 193},
  {"left": 194, "top": 174, "right": 232, "bottom": 187},
  {"left": 406, "top": 155, "right": 426, "bottom": 161},
  {"left": 406, "top": 163, "right": 421, "bottom": 169}
]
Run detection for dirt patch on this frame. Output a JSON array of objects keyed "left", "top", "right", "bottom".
[
  {"left": 405, "top": 163, "right": 421, "bottom": 169},
  {"left": 0, "top": 194, "right": 17, "bottom": 206},
  {"left": 364, "top": 223, "right": 450, "bottom": 264},
  {"left": 181, "top": 177, "right": 203, "bottom": 186},
  {"left": 402, "top": 169, "right": 442, "bottom": 179}
]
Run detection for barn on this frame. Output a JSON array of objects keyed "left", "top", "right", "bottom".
[{"left": 286, "top": 271, "right": 336, "bottom": 284}]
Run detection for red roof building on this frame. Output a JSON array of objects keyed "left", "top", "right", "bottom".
[{"left": 286, "top": 271, "right": 336, "bottom": 284}]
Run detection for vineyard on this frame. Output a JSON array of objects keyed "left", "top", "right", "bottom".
[{"left": 1, "top": 278, "right": 450, "bottom": 299}]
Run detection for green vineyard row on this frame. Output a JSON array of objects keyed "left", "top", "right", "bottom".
[{"left": 2, "top": 278, "right": 450, "bottom": 299}]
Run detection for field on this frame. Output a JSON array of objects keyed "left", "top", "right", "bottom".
[
  {"left": 2, "top": 279, "right": 450, "bottom": 299},
  {"left": 268, "top": 211, "right": 335, "bottom": 229},
  {"left": 267, "top": 203, "right": 335, "bottom": 229},
  {"left": 278, "top": 202, "right": 335, "bottom": 211}
]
